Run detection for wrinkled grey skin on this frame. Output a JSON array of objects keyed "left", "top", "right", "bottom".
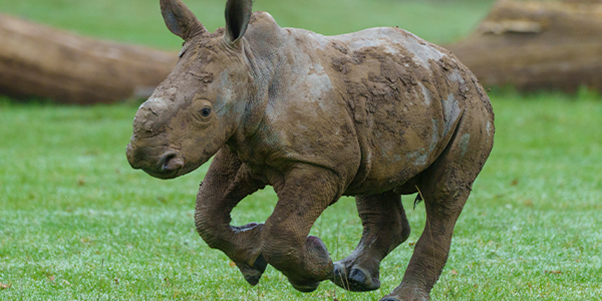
[{"left": 126, "top": 0, "right": 494, "bottom": 300}]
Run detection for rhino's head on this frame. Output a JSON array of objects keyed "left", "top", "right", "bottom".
[{"left": 127, "top": 0, "right": 255, "bottom": 179}]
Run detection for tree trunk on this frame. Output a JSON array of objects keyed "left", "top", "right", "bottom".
[
  {"left": 446, "top": 0, "right": 602, "bottom": 93},
  {"left": 0, "top": 14, "right": 178, "bottom": 105}
]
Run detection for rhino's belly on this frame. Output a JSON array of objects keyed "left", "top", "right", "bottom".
[{"left": 343, "top": 109, "right": 446, "bottom": 196}]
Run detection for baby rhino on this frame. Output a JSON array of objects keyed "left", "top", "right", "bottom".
[{"left": 126, "top": 0, "right": 494, "bottom": 300}]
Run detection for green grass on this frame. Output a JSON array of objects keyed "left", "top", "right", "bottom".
[
  {"left": 1, "top": 92, "right": 601, "bottom": 300},
  {"left": 1, "top": 0, "right": 602, "bottom": 300}
]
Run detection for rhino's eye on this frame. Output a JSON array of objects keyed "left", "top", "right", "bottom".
[{"left": 200, "top": 108, "right": 212, "bottom": 117}]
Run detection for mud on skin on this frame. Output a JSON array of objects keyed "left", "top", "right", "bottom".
[{"left": 126, "top": 0, "right": 495, "bottom": 300}]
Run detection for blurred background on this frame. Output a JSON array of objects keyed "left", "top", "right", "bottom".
[
  {"left": 0, "top": 0, "right": 600, "bottom": 300},
  {"left": 0, "top": 0, "right": 495, "bottom": 46}
]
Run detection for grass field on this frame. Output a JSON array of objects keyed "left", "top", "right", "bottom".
[{"left": 1, "top": 0, "right": 602, "bottom": 300}]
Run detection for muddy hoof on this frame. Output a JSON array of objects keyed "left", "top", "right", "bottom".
[
  {"left": 288, "top": 278, "right": 320, "bottom": 292},
  {"left": 235, "top": 254, "right": 268, "bottom": 286},
  {"left": 381, "top": 291, "right": 429, "bottom": 301},
  {"left": 330, "top": 263, "right": 380, "bottom": 292},
  {"left": 348, "top": 268, "right": 380, "bottom": 291}
]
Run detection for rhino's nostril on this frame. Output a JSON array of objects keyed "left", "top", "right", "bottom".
[{"left": 160, "top": 152, "right": 184, "bottom": 172}]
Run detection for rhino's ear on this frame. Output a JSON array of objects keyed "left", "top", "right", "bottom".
[
  {"left": 161, "top": 0, "right": 206, "bottom": 40},
  {"left": 224, "top": 0, "right": 252, "bottom": 43}
]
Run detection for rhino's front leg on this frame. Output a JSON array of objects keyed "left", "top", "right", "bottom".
[
  {"left": 261, "top": 165, "right": 341, "bottom": 292},
  {"left": 194, "top": 148, "right": 267, "bottom": 286}
]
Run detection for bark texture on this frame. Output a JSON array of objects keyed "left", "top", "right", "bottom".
[
  {"left": 0, "top": 14, "right": 178, "bottom": 104},
  {"left": 446, "top": 0, "right": 602, "bottom": 92}
]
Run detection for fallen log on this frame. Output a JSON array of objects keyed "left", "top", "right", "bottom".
[
  {"left": 446, "top": 0, "right": 602, "bottom": 93},
  {"left": 0, "top": 14, "right": 178, "bottom": 105}
]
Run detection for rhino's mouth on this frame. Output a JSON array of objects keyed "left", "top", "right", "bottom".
[
  {"left": 142, "top": 167, "right": 182, "bottom": 180},
  {"left": 127, "top": 143, "right": 186, "bottom": 180},
  {"left": 140, "top": 151, "right": 185, "bottom": 179}
]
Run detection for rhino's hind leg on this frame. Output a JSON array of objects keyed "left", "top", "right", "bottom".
[
  {"left": 383, "top": 112, "right": 494, "bottom": 301},
  {"left": 331, "top": 191, "right": 410, "bottom": 292}
]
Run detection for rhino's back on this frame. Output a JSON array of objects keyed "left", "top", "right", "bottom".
[{"left": 294, "top": 27, "right": 489, "bottom": 194}]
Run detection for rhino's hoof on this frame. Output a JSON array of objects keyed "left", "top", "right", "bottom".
[
  {"left": 288, "top": 278, "right": 320, "bottom": 293},
  {"left": 236, "top": 253, "right": 268, "bottom": 286},
  {"left": 381, "top": 290, "right": 429, "bottom": 301},
  {"left": 331, "top": 263, "right": 380, "bottom": 292}
]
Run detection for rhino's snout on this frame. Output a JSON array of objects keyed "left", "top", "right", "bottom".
[
  {"left": 159, "top": 151, "right": 185, "bottom": 173},
  {"left": 126, "top": 143, "right": 184, "bottom": 179},
  {"left": 126, "top": 143, "right": 138, "bottom": 169}
]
